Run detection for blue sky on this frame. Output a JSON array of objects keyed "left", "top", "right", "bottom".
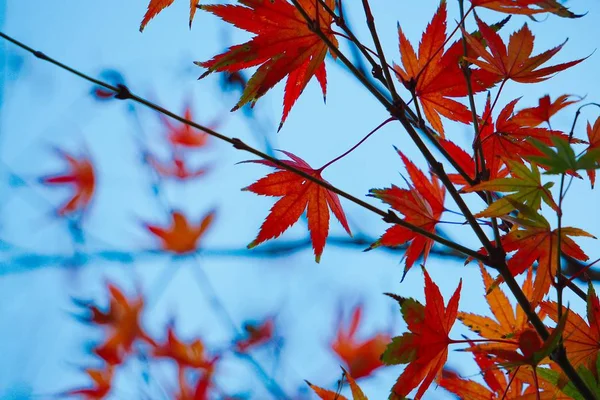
[{"left": 1, "top": 0, "right": 600, "bottom": 399}]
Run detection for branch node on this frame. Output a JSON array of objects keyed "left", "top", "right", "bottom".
[
  {"left": 231, "top": 137, "right": 247, "bottom": 150},
  {"left": 383, "top": 209, "right": 398, "bottom": 224},
  {"left": 115, "top": 84, "right": 132, "bottom": 100}
]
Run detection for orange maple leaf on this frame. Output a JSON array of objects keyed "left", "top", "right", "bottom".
[
  {"left": 585, "top": 116, "right": 600, "bottom": 187},
  {"left": 160, "top": 105, "right": 210, "bottom": 149},
  {"left": 512, "top": 94, "right": 579, "bottom": 127},
  {"left": 394, "top": 2, "right": 497, "bottom": 135},
  {"left": 331, "top": 305, "right": 390, "bottom": 380},
  {"left": 368, "top": 150, "right": 445, "bottom": 278},
  {"left": 147, "top": 154, "right": 210, "bottom": 180},
  {"left": 140, "top": 0, "right": 199, "bottom": 31},
  {"left": 145, "top": 210, "right": 215, "bottom": 254},
  {"left": 66, "top": 366, "right": 114, "bottom": 399},
  {"left": 197, "top": 0, "right": 338, "bottom": 128},
  {"left": 306, "top": 369, "right": 368, "bottom": 400},
  {"left": 458, "top": 265, "right": 544, "bottom": 349},
  {"left": 438, "top": 345, "right": 563, "bottom": 399},
  {"left": 243, "top": 151, "right": 351, "bottom": 262},
  {"left": 40, "top": 148, "right": 95, "bottom": 216},
  {"left": 463, "top": 15, "right": 584, "bottom": 84},
  {"left": 235, "top": 317, "right": 275, "bottom": 353},
  {"left": 382, "top": 269, "right": 462, "bottom": 399},
  {"left": 470, "top": 0, "right": 582, "bottom": 18},
  {"left": 541, "top": 283, "right": 600, "bottom": 369},
  {"left": 153, "top": 326, "right": 217, "bottom": 369}
]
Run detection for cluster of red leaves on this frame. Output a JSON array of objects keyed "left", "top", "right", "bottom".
[{"left": 67, "top": 283, "right": 276, "bottom": 399}]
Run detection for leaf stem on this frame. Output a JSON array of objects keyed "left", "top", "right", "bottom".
[{"left": 318, "top": 117, "right": 394, "bottom": 171}]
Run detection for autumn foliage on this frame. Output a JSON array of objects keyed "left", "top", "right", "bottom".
[{"left": 4, "top": 0, "right": 600, "bottom": 398}]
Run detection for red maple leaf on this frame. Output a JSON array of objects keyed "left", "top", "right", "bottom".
[
  {"left": 307, "top": 369, "right": 368, "bottom": 400},
  {"left": 478, "top": 95, "right": 570, "bottom": 179},
  {"left": 496, "top": 216, "right": 593, "bottom": 304},
  {"left": 243, "top": 151, "right": 351, "bottom": 262},
  {"left": 175, "top": 364, "right": 218, "bottom": 400},
  {"left": 235, "top": 317, "right": 275, "bottom": 353},
  {"left": 140, "top": 0, "right": 200, "bottom": 31},
  {"left": 153, "top": 326, "right": 216, "bottom": 369},
  {"left": 147, "top": 154, "right": 210, "bottom": 181},
  {"left": 512, "top": 94, "right": 579, "bottom": 127},
  {"left": 40, "top": 148, "right": 96, "bottom": 216},
  {"left": 75, "top": 284, "right": 155, "bottom": 365},
  {"left": 470, "top": 0, "right": 582, "bottom": 18},
  {"left": 463, "top": 15, "right": 584, "bottom": 84},
  {"left": 197, "top": 0, "right": 338, "bottom": 128},
  {"left": 65, "top": 366, "right": 114, "bottom": 399},
  {"left": 160, "top": 105, "right": 210, "bottom": 149},
  {"left": 331, "top": 305, "right": 390, "bottom": 380},
  {"left": 368, "top": 150, "right": 445, "bottom": 278},
  {"left": 145, "top": 210, "right": 215, "bottom": 254},
  {"left": 585, "top": 116, "right": 600, "bottom": 187},
  {"left": 382, "top": 269, "right": 462, "bottom": 399},
  {"left": 394, "top": 2, "right": 497, "bottom": 135}
]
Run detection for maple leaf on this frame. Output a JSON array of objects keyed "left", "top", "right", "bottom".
[
  {"left": 463, "top": 15, "right": 584, "bottom": 84},
  {"left": 160, "top": 105, "right": 210, "bottom": 149},
  {"left": 470, "top": 0, "right": 583, "bottom": 18},
  {"left": 147, "top": 154, "right": 210, "bottom": 181},
  {"left": 197, "top": 0, "right": 338, "bottom": 128},
  {"left": 145, "top": 210, "right": 215, "bottom": 254},
  {"left": 243, "top": 151, "right": 351, "bottom": 262},
  {"left": 66, "top": 366, "right": 114, "bottom": 399},
  {"left": 40, "top": 148, "right": 95, "bottom": 216},
  {"left": 153, "top": 326, "right": 216, "bottom": 369},
  {"left": 513, "top": 94, "right": 579, "bottom": 127},
  {"left": 306, "top": 369, "right": 368, "bottom": 400},
  {"left": 541, "top": 283, "right": 600, "bottom": 369},
  {"left": 585, "top": 116, "right": 600, "bottom": 187},
  {"left": 140, "top": 0, "right": 199, "bottom": 31},
  {"left": 493, "top": 209, "right": 594, "bottom": 304},
  {"left": 458, "top": 265, "right": 544, "bottom": 349},
  {"left": 394, "top": 2, "right": 498, "bottom": 135},
  {"left": 75, "top": 284, "right": 155, "bottom": 365},
  {"left": 382, "top": 269, "right": 462, "bottom": 399},
  {"left": 478, "top": 95, "right": 570, "bottom": 179},
  {"left": 368, "top": 150, "right": 445, "bottom": 278},
  {"left": 331, "top": 305, "right": 390, "bottom": 380},
  {"left": 235, "top": 317, "right": 275, "bottom": 353},
  {"left": 463, "top": 160, "right": 559, "bottom": 218},
  {"left": 527, "top": 136, "right": 600, "bottom": 177}
]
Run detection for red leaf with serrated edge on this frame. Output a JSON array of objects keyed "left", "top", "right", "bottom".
[
  {"left": 331, "top": 305, "right": 390, "bottom": 380},
  {"left": 495, "top": 225, "right": 594, "bottom": 304},
  {"left": 369, "top": 151, "right": 445, "bottom": 278},
  {"left": 140, "top": 0, "right": 199, "bottom": 31},
  {"left": 40, "top": 148, "right": 96, "bottom": 216},
  {"left": 513, "top": 94, "right": 579, "bottom": 127},
  {"left": 385, "top": 269, "right": 462, "bottom": 399},
  {"left": 145, "top": 210, "right": 215, "bottom": 254},
  {"left": 471, "top": 0, "right": 583, "bottom": 18},
  {"left": 586, "top": 116, "right": 600, "bottom": 187},
  {"left": 394, "top": 2, "right": 498, "bottom": 136},
  {"left": 243, "top": 151, "right": 351, "bottom": 262},
  {"left": 306, "top": 369, "right": 368, "bottom": 400},
  {"left": 197, "top": 0, "right": 337, "bottom": 129},
  {"left": 463, "top": 15, "right": 584, "bottom": 83},
  {"left": 478, "top": 94, "right": 570, "bottom": 179}
]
